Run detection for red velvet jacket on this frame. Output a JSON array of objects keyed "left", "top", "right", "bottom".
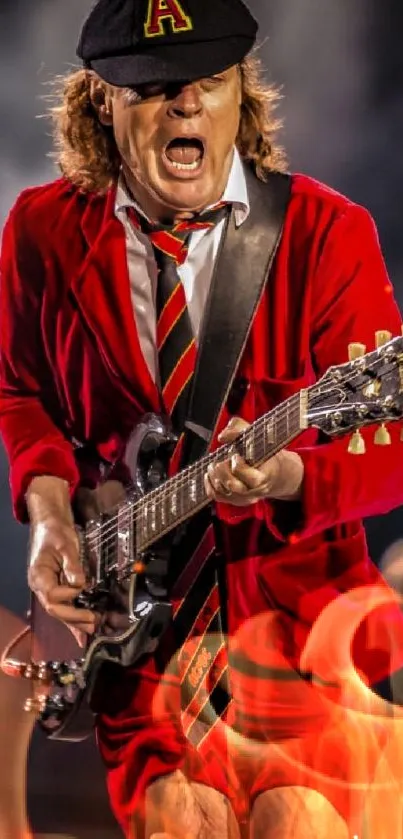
[{"left": 1, "top": 171, "right": 403, "bottom": 680}]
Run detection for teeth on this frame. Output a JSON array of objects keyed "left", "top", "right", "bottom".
[{"left": 169, "top": 159, "right": 201, "bottom": 171}]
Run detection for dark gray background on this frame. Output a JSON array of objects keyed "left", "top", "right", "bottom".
[{"left": 0, "top": 1, "right": 402, "bottom": 836}]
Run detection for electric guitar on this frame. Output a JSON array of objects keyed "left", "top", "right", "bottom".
[{"left": 2, "top": 332, "right": 403, "bottom": 741}]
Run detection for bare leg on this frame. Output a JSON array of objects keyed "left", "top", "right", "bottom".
[
  {"left": 250, "top": 787, "right": 349, "bottom": 839},
  {"left": 0, "top": 609, "right": 36, "bottom": 839},
  {"left": 144, "top": 770, "right": 240, "bottom": 839}
]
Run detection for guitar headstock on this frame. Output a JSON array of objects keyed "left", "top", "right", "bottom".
[{"left": 307, "top": 331, "right": 403, "bottom": 452}]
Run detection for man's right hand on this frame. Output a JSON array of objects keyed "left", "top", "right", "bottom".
[{"left": 26, "top": 476, "right": 96, "bottom": 647}]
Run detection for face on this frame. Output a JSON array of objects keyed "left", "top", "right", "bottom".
[{"left": 92, "top": 67, "right": 242, "bottom": 222}]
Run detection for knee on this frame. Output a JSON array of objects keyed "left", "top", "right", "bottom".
[
  {"left": 250, "top": 786, "right": 349, "bottom": 839},
  {"left": 145, "top": 771, "right": 239, "bottom": 839}
]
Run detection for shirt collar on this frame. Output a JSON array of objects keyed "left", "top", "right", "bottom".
[{"left": 115, "top": 147, "right": 250, "bottom": 228}]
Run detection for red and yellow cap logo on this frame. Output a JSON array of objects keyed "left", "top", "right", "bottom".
[{"left": 144, "top": 0, "right": 193, "bottom": 38}]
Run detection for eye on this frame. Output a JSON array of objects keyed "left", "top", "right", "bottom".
[
  {"left": 122, "top": 83, "right": 168, "bottom": 105},
  {"left": 201, "top": 75, "right": 226, "bottom": 90}
]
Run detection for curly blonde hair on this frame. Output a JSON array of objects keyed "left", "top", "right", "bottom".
[{"left": 49, "top": 55, "right": 287, "bottom": 193}]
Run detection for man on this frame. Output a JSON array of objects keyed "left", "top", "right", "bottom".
[{"left": 1, "top": 0, "right": 403, "bottom": 837}]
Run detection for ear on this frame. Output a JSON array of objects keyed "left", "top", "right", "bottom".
[{"left": 88, "top": 73, "right": 114, "bottom": 126}]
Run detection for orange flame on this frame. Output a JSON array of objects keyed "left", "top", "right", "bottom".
[{"left": 153, "top": 578, "right": 403, "bottom": 836}]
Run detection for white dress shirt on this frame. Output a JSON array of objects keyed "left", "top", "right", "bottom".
[{"left": 115, "top": 148, "right": 250, "bottom": 383}]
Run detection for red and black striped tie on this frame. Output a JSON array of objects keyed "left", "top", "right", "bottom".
[
  {"left": 128, "top": 205, "right": 227, "bottom": 435},
  {"left": 128, "top": 203, "right": 232, "bottom": 754}
]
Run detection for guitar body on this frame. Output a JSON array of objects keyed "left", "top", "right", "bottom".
[{"left": 31, "top": 414, "right": 175, "bottom": 741}]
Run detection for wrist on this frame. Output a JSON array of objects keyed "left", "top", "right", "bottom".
[
  {"left": 26, "top": 475, "right": 74, "bottom": 527},
  {"left": 268, "top": 451, "right": 304, "bottom": 501}
]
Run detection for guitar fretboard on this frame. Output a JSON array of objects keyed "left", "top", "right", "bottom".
[
  {"left": 83, "top": 391, "right": 308, "bottom": 583},
  {"left": 137, "top": 390, "right": 307, "bottom": 551}
]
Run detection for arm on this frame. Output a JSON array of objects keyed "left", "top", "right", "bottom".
[
  {"left": 208, "top": 203, "right": 403, "bottom": 540},
  {"left": 0, "top": 197, "right": 80, "bottom": 522},
  {"left": 0, "top": 198, "right": 96, "bottom": 641},
  {"left": 295, "top": 203, "right": 403, "bottom": 538}
]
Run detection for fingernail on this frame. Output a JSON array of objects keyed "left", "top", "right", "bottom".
[{"left": 231, "top": 455, "right": 238, "bottom": 471}]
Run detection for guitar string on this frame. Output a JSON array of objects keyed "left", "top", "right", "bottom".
[
  {"left": 82, "top": 377, "right": 372, "bottom": 559},
  {"left": 83, "top": 364, "right": 387, "bottom": 558},
  {"left": 84, "top": 350, "right": 395, "bottom": 555},
  {"left": 84, "top": 396, "right": 302, "bottom": 551},
  {"left": 84, "top": 412, "right": 398, "bottom": 582},
  {"left": 86, "top": 394, "right": 300, "bottom": 531}
]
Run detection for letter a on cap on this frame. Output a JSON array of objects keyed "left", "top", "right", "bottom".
[{"left": 144, "top": 0, "right": 193, "bottom": 38}]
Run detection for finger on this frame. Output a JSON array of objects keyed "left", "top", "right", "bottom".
[
  {"left": 230, "top": 454, "right": 272, "bottom": 493},
  {"left": 61, "top": 547, "right": 86, "bottom": 588},
  {"left": 47, "top": 585, "right": 88, "bottom": 604},
  {"left": 29, "top": 562, "right": 83, "bottom": 603},
  {"left": 218, "top": 417, "right": 250, "bottom": 443},
  {"left": 72, "top": 622, "right": 96, "bottom": 635},
  {"left": 69, "top": 627, "right": 88, "bottom": 649},
  {"left": 204, "top": 473, "right": 257, "bottom": 507},
  {"left": 207, "top": 463, "right": 248, "bottom": 496},
  {"left": 28, "top": 562, "right": 62, "bottom": 598},
  {"left": 68, "top": 623, "right": 98, "bottom": 649},
  {"left": 204, "top": 472, "right": 215, "bottom": 500},
  {"left": 36, "top": 594, "right": 96, "bottom": 628}
]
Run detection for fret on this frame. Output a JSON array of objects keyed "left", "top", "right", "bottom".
[
  {"left": 265, "top": 416, "right": 275, "bottom": 449},
  {"left": 150, "top": 500, "right": 157, "bottom": 534},
  {"left": 178, "top": 484, "right": 186, "bottom": 520},
  {"left": 300, "top": 389, "right": 309, "bottom": 429},
  {"left": 170, "top": 490, "right": 178, "bottom": 519},
  {"left": 160, "top": 491, "right": 167, "bottom": 527},
  {"left": 117, "top": 502, "right": 134, "bottom": 581},
  {"left": 245, "top": 429, "right": 255, "bottom": 463},
  {"left": 143, "top": 501, "right": 150, "bottom": 545},
  {"left": 190, "top": 476, "right": 197, "bottom": 503},
  {"left": 84, "top": 520, "right": 103, "bottom": 586},
  {"left": 114, "top": 391, "right": 310, "bottom": 559}
]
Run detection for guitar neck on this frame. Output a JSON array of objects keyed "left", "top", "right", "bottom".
[
  {"left": 135, "top": 390, "right": 308, "bottom": 553},
  {"left": 81, "top": 390, "right": 308, "bottom": 584}
]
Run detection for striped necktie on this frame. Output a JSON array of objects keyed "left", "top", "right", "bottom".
[
  {"left": 127, "top": 203, "right": 232, "bottom": 756},
  {"left": 127, "top": 204, "right": 228, "bottom": 436}
]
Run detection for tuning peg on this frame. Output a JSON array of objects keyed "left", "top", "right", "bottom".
[
  {"left": 348, "top": 431, "right": 366, "bottom": 455},
  {"left": 374, "top": 424, "right": 392, "bottom": 446},
  {"left": 375, "top": 330, "right": 392, "bottom": 349},
  {"left": 348, "top": 343, "right": 366, "bottom": 361}
]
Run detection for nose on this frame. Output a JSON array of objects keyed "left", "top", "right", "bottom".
[{"left": 167, "top": 83, "right": 203, "bottom": 119}]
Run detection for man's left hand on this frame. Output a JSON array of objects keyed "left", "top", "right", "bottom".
[{"left": 204, "top": 418, "right": 304, "bottom": 507}]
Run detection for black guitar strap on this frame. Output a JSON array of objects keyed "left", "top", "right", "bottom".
[
  {"left": 166, "top": 166, "right": 292, "bottom": 748},
  {"left": 182, "top": 165, "right": 292, "bottom": 466}
]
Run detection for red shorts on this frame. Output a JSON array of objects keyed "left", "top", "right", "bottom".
[{"left": 96, "top": 612, "right": 392, "bottom": 838}]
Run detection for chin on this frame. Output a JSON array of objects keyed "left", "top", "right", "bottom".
[{"left": 160, "top": 181, "right": 215, "bottom": 213}]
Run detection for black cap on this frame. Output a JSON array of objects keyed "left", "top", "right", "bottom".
[{"left": 77, "top": 0, "right": 258, "bottom": 88}]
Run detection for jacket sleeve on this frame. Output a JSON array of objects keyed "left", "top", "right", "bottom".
[
  {"left": 0, "top": 198, "right": 80, "bottom": 522},
  {"left": 288, "top": 203, "right": 403, "bottom": 540}
]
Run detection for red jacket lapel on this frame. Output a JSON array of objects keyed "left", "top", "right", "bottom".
[{"left": 71, "top": 186, "right": 161, "bottom": 413}]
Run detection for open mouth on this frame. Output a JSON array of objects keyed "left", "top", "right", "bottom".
[{"left": 163, "top": 137, "right": 205, "bottom": 173}]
